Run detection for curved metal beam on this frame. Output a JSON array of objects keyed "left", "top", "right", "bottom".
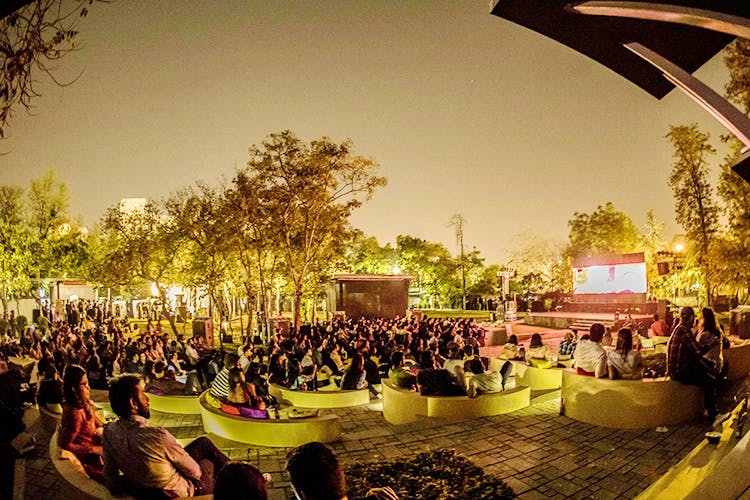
[
  {"left": 624, "top": 42, "right": 750, "bottom": 148},
  {"left": 572, "top": 1, "right": 750, "bottom": 39}
]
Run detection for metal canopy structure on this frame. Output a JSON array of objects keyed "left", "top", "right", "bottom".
[{"left": 489, "top": 1, "right": 750, "bottom": 181}]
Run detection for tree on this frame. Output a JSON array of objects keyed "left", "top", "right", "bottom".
[
  {"left": 242, "top": 131, "right": 386, "bottom": 330},
  {"left": 724, "top": 39, "right": 750, "bottom": 116},
  {"left": 448, "top": 214, "right": 467, "bottom": 309},
  {"left": 343, "top": 230, "right": 397, "bottom": 275},
  {"left": 566, "top": 202, "right": 641, "bottom": 259},
  {"left": 666, "top": 124, "right": 719, "bottom": 306},
  {"left": 95, "top": 200, "right": 184, "bottom": 334},
  {"left": 510, "top": 234, "right": 568, "bottom": 295},
  {"left": 0, "top": 185, "right": 32, "bottom": 316},
  {"left": 396, "top": 235, "right": 459, "bottom": 309},
  {"left": 1, "top": 0, "right": 96, "bottom": 138}
]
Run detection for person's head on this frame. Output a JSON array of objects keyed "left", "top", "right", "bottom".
[
  {"left": 286, "top": 442, "right": 346, "bottom": 500},
  {"left": 224, "top": 353, "right": 240, "bottom": 371},
  {"left": 467, "top": 358, "right": 484, "bottom": 375},
  {"left": 214, "top": 462, "right": 267, "bottom": 500},
  {"left": 229, "top": 367, "right": 245, "bottom": 389},
  {"left": 390, "top": 350, "right": 404, "bottom": 369},
  {"left": 63, "top": 364, "right": 89, "bottom": 407},
  {"left": 680, "top": 307, "right": 695, "bottom": 328},
  {"left": 563, "top": 331, "right": 574, "bottom": 343},
  {"left": 349, "top": 352, "right": 364, "bottom": 372},
  {"left": 653, "top": 313, "right": 660, "bottom": 321},
  {"left": 529, "top": 333, "right": 543, "bottom": 349},
  {"left": 419, "top": 349, "right": 435, "bottom": 369},
  {"left": 507, "top": 335, "right": 518, "bottom": 345},
  {"left": 243, "top": 344, "right": 254, "bottom": 357},
  {"left": 589, "top": 323, "right": 605, "bottom": 343},
  {"left": 109, "top": 374, "right": 149, "bottom": 419},
  {"left": 701, "top": 307, "right": 717, "bottom": 332},
  {"left": 616, "top": 328, "right": 633, "bottom": 354}
]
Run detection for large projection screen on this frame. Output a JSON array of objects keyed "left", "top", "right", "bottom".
[{"left": 572, "top": 254, "right": 647, "bottom": 295}]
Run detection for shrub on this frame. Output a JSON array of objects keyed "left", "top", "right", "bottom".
[{"left": 345, "top": 449, "right": 515, "bottom": 500}]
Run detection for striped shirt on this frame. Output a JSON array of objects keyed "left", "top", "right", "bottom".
[{"left": 209, "top": 368, "right": 231, "bottom": 399}]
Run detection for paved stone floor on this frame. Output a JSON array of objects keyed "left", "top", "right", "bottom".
[{"left": 21, "top": 385, "right": 710, "bottom": 500}]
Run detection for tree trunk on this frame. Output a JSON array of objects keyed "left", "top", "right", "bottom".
[
  {"left": 293, "top": 286, "right": 303, "bottom": 332},
  {"left": 156, "top": 286, "right": 179, "bottom": 335}
]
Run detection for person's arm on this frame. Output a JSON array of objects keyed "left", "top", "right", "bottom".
[
  {"left": 162, "top": 429, "right": 201, "bottom": 481},
  {"left": 102, "top": 431, "right": 121, "bottom": 492},
  {"left": 594, "top": 352, "right": 608, "bottom": 378},
  {"left": 58, "top": 408, "right": 101, "bottom": 456}
]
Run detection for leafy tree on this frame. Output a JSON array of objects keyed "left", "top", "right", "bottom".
[
  {"left": 242, "top": 131, "right": 386, "bottom": 330},
  {"left": 343, "top": 230, "right": 396, "bottom": 275},
  {"left": 566, "top": 202, "right": 641, "bottom": 259},
  {"left": 396, "top": 235, "right": 459, "bottom": 309},
  {"left": 1, "top": 0, "right": 97, "bottom": 138},
  {"left": 95, "top": 200, "right": 184, "bottom": 334},
  {"left": 0, "top": 185, "right": 32, "bottom": 316},
  {"left": 724, "top": 39, "right": 750, "bottom": 115},
  {"left": 448, "top": 214, "right": 467, "bottom": 309},
  {"left": 510, "top": 234, "right": 569, "bottom": 294},
  {"left": 666, "top": 124, "right": 719, "bottom": 306}
]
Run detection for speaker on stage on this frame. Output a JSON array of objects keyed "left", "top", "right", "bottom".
[{"left": 657, "top": 262, "right": 669, "bottom": 275}]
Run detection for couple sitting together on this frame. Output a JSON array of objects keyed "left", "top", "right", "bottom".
[
  {"left": 574, "top": 323, "right": 643, "bottom": 380},
  {"left": 387, "top": 350, "right": 512, "bottom": 398},
  {"left": 498, "top": 334, "right": 557, "bottom": 369}
]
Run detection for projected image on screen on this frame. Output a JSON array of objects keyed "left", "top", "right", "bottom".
[{"left": 573, "top": 262, "right": 647, "bottom": 295}]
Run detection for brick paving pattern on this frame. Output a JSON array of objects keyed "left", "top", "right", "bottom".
[{"left": 22, "top": 388, "right": 708, "bottom": 499}]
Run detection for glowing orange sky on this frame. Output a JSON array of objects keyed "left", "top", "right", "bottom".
[{"left": 1, "top": 1, "right": 732, "bottom": 262}]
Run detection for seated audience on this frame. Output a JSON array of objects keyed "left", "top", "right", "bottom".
[
  {"left": 103, "top": 374, "right": 229, "bottom": 497},
  {"left": 525, "top": 333, "right": 556, "bottom": 369},
  {"left": 341, "top": 352, "right": 368, "bottom": 391},
  {"left": 214, "top": 461, "right": 268, "bottom": 500},
  {"left": 210, "top": 353, "right": 240, "bottom": 399},
  {"left": 416, "top": 350, "right": 466, "bottom": 396},
  {"left": 286, "top": 441, "right": 398, "bottom": 500},
  {"left": 651, "top": 313, "right": 668, "bottom": 337},
  {"left": 607, "top": 328, "right": 643, "bottom": 380},
  {"left": 387, "top": 351, "right": 417, "bottom": 390},
  {"left": 36, "top": 358, "right": 64, "bottom": 413},
  {"left": 498, "top": 335, "right": 523, "bottom": 360},
  {"left": 574, "top": 323, "right": 608, "bottom": 378},
  {"left": 465, "top": 358, "right": 509, "bottom": 398},
  {"left": 226, "top": 367, "right": 267, "bottom": 410},
  {"left": 557, "top": 331, "right": 577, "bottom": 360}
]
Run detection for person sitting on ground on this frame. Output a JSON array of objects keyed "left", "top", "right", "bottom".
[
  {"left": 210, "top": 353, "right": 240, "bottom": 400},
  {"left": 667, "top": 306, "right": 722, "bottom": 421},
  {"left": 214, "top": 461, "right": 268, "bottom": 500},
  {"left": 144, "top": 360, "right": 187, "bottom": 396},
  {"left": 36, "top": 358, "right": 64, "bottom": 414},
  {"left": 387, "top": 351, "right": 417, "bottom": 390},
  {"left": 498, "top": 335, "right": 523, "bottom": 360},
  {"left": 58, "top": 364, "right": 105, "bottom": 481},
  {"left": 607, "top": 328, "right": 643, "bottom": 380},
  {"left": 416, "top": 350, "right": 466, "bottom": 396},
  {"left": 239, "top": 344, "right": 255, "bottom": 372},
  {"left": 465, "top": 358, "right": 509, "bottom": 398},
  {"left": 341, "top": 352, "right": 368, "bottom": 391},
  {"left": 573, "top": 323, "right": 608, "bottom": 378},
  {"left": 286, "top": 441, "right": 398, "bottom": 500},
  {"left": 525, "top": 333, "right": 556, "bottom": 369},
  {"left": 103, "top": 374, "right": 229, "bottom": 497},
  {"left": 557, "top": 331, "right": 577, "bottom": 360},
  {"left": 442, "top": 345, "right": 466, "bottom": 379}
]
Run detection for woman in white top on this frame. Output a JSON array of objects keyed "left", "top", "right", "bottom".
[
  {"left": 525, "top": 333, "right": 556, "bottom": 369},
  {"left": 607, "top": 328, "right": 643, "bottom": 380}
]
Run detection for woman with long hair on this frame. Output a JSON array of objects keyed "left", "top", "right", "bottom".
[
  {"left": 58, "top": 364, "right": 104, "bottom": 481},
  {"left": 525, "top": 333, "right": 556, "bottom": 369},
  {"left": 697, "top": 307, "right": 723, "bottom": 377},
  {"left": 340, "top": 352, "right": 367, "bottom": 390},
  {"left": 607, "top": 328, "right": 643, "bottom": 380}
]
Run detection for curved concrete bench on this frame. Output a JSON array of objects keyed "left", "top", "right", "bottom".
[
  {"left": 198, "top": 392, "right": 341, "bottom": 447},
  {"left": 50, "top": 429, "right": 136, "bottom": 500},
  {"left": 39, "top": 404, "right": 62, "bottom": 433},
  {"left": 511, "top": 361, "right": 562, "bottom": 391},
  {"left": 561, "top": 370, "right": 704, "bottom": 429},
  {"left": 381, "top": 379, "right": 530, "bottom": 424},
  {"left": 270, "top": 383, "right": 370, "bottom": 408},
  {"left": 724, "top": 343, "right": 750, "bottom": 382},
  {"left": 147, "top": 392, "right": 201, "bottom": 414}
]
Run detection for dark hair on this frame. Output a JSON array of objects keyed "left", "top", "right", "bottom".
[
  {"left": 701, "top": 307, "right": 718, "bottom": 334},
  {"left": 467, "top": 358, "right": 484, "bottom": 375},
  {"left": 63, "top": 364, "right": 87, "bottom": 407},
  {"left": 286, "top": 442, "right": 346, "bottom": 500},
  {"left": 214, "top": 462, "right": 267, "bottom": 500},
  {"left": 529, "top": 333, "right": 543, "bottom": 349},
  {"left": 616, "top": 328, "right": 633, "bottom": 356},
  {"left": 419, "top": 350, "right": 435, "bottom": 369},
  {"left": 390, "top": 350, "right": 404, "bottom": 368},
  {"left": 228, "top": 367, "right": 243, "bottom": 390},
  {"left": 109, "top": 374, "right": 142, "bottom": 418},
  {"left": 507, "top": 335, "right": 518, "bottom": 345},
  {"left": 224, "top": 353, "right": 240, "bottom": 370},
  {"left": 589, "top": 323, "right": 605, "bottom": 343}
]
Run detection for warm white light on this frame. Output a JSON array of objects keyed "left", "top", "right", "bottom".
[
  {"left": 151, "top": 283, "right": 159, "bottom": 296},
  {"left": 675, "top": 243, "right": 684, "bottom": 252},
  {"left": 392, "top": 266, "right": 401, "bottom": 274}
]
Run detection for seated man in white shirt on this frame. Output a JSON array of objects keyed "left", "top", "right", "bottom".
[
  {"left": 465, "top": 358, "right": 509, "bottom": 398},
  {"left": 573, "top": 323, "right": 608, "bottom": 378},
  {"left": 103, "top": 374, "right": 229, "bottom": 497}
]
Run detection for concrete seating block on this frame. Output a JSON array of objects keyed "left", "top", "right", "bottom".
[
  {"left": 199, "top": 391, "right": 341, "bottom": 447},
  {"left": 147, "top": 393, "right": 202, "bottom": 414},
  {"left": 381, "top": 378, "right": 530, "bottom": 424},
  {"left": 271, "top": 383, "right": 370, "bottom": 408},
  {"left": 561, "top": 370, "right": 704, "bottom": 429},
  {"left": 511, "top": 361, "right": 563, "bottom": 391},
  {"left": 724, "top": 343, "right": 750, "bottom": 382}
]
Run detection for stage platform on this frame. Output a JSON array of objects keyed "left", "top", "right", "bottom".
[{"left": 525, "top": 311, "right": 653, "bottom": 331}]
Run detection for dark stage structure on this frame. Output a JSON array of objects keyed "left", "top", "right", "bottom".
[{"left": 326, "top": 275, "right": 412, "bottom": 320}]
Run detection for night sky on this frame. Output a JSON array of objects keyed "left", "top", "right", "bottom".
[{"left": 0, "top": 1, "right": 733, "bottom": 262}]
